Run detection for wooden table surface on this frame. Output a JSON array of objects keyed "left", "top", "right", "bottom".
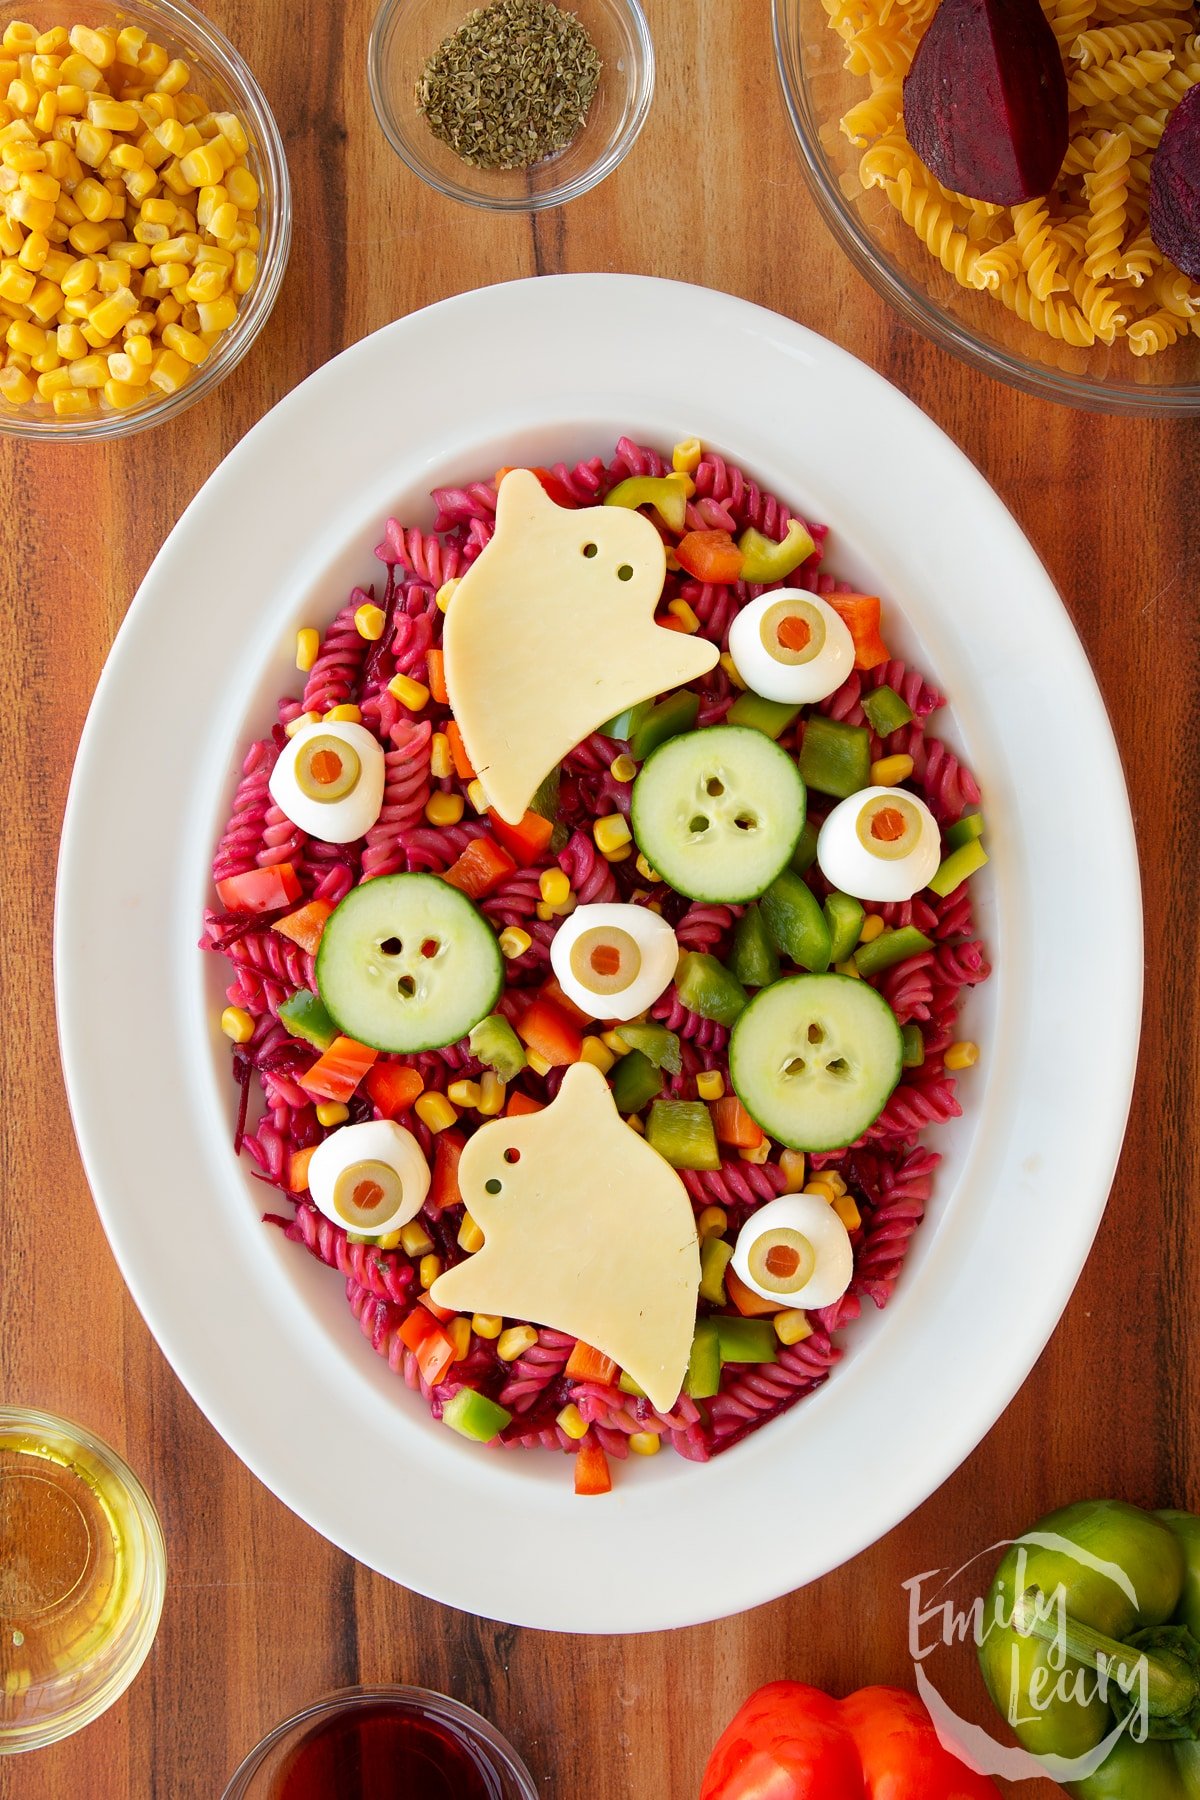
[{"left": 4, "top": 2, "right": 1190, "bottom": 1794}]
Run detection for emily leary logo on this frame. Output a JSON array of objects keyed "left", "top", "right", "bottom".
[{"left": 903, "top": 1534, "right": 1150, "bottom": 1784}]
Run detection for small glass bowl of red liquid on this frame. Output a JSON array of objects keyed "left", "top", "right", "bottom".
[{"left": 221, "top": 1686, "right": 539, "bottom": 1800}]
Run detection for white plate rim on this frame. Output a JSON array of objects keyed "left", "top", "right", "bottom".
[{"left": 54, "top": 274, "right": 1142, "bottom": 1633}]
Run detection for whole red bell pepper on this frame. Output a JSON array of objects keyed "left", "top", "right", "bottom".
[{"left": 700, "top": 1683, "right": 1001, "bottom": 1800}]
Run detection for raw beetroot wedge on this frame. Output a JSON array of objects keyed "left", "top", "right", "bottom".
[
  {"left": 1151, "top": 86, "right": 1200, "bottom": 279},
  {"left": 903, "top": 0, "right": 1069, "bottom": 206}
]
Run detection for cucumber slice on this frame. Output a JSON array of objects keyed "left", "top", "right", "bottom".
[
  {"left": 315, "top": 873, "right": 502, "bottom": 1053},
  {"left": 729, "top": 974, "right": 902, "bottom": 1152},
  {"left": 630, "top": 725, "right": 806, "bottom": 903}
]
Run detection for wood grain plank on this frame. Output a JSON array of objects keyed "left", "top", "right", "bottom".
[{"left": 1, "top": 1, "right": 1182, "bottom": 1796}]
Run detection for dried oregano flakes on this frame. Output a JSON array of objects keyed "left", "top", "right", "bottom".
[{"left": 416, "top": 0, "right": 602, "bottom": 171}]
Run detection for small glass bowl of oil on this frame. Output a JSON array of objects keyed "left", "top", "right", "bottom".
[
  {"left": 0, "top": 1407, "right": 166, "bottom": 1754},
  {"left": 222, "top": 1687, "right": 539, "bottom": 1800}
]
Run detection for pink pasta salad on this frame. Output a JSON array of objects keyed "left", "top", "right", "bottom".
[{"left": 203, "top": 437, "right": 990, "bottom": 1492}]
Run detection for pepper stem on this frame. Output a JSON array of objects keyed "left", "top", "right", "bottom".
[{"left": 1012, "top": 1590, "right": 1199, "bottom": 1721}]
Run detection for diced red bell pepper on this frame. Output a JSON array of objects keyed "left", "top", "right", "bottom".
[
  {"left": 710, "top": 1097, "right": 765, "bottom": 1149},
  {"left": 494, "top": 464, "right": 579, "bottom": 509},
  {"left": 675, "top": 529, "right": 744, "bottom": 585},
  {"left": 824, "top": 593, "right": 890, "bottom": 670},
  {"left": 445, "top": 721, "right": 476, "bottom": 780},
  {"left": 488, "top": 807, "right": 555, "bottom": 867},
  {"left": 700, "top": 1682, "right": 1002, "bottom": 1800},
  {"left": 364, "top": 1063, "right": 425, "bottom": 1119},
  {"left": 725, "top": 1266, "right": 784, "bottom": 1318},
  {"left": 565, "top": 1341, "right": 618, "bottom": 1384},
  {"left": 573, "top": 1438, "right": 612, "bottom": 1496},
  {"left": 516, "top": 998, "right": 583, "bottom": 1066},
  {"left": 419, "top": 1290, "right": 457, "bottom": 1324},
  {"left": 538, "top": 974, "right": 594, "bottom": 1031},
  {"left": 505, "top": 1092, "right": 545, "bottom": 1116},
  {"left": 442, "top": 836, "right": 516, "bottom": 900},
  {"left": 272, "top": 898, "right": 334, "bottom": 955},
  {"left": 215, "top": 863, "right": 302, "bottom": 915},
  {"left": 430, "top": 1129, "right": 465, "bottom": 1212},
  {"left": 298, "top": 1035, "right": 378, "bottom": 1102},
  {"left": 398, "top": 1306, "right": 456, "bottom": 1386},
  {"left": 287, "top": 1145, "right": 315, "bottom": 1193}
]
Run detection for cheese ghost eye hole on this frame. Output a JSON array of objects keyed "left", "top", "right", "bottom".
[
  {"left": 581, "top": 541, "right": 598, "bottom": 558},
  {"left": 855, "top": 794, "right": 923, "bottom": 862},
  {"left": 502, "top": 1147, "right": 521, "bottom": 1163},
  {"left": 617, "top": 564, "right": 634, "bottom": 581},
  {"left": 484, "top": 1177, "right": 503, "bottom": 1194},
  {"left": 295, "top": 734, "right": 361, "bottom": 803}
]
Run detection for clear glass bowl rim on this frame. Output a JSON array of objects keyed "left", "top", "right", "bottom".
[
  {"left": 220, "top": 1685, "right": 540, "bottom": 1798},
  {"left": 771, "top": 0, "right": 1200, "bottom": 416},
  {"left": 366, "top": 0, "right": 655, "bottom": 212},
  {"left": 0, "top": 0, "right": 292, "bottom": 441},
  {"left": 0, "top": 1404, "right": 167, "bottom": 1756}
]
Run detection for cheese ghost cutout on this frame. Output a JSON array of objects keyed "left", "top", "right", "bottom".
[
  {"left": 430, "top": 1062, "right": 701, "bottom": 1411},
  {"left": 442, "top": 468, "right": 719, "bottom": 823}
]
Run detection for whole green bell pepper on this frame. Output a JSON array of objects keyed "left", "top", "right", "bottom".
[{"left": 980, "top": 1500, "right": 1200, "bottom": 1798}]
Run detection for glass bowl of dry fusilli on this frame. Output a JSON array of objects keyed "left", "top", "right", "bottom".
[{"left": 774, "top": 0, "right": 1200, "bottom": 412}]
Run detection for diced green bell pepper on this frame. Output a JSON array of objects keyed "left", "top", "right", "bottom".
[
  {"left": 900, "top": 1021, "right": 925, "bottom": 1069},
  {"left": 604, "top": 472, "right": 690, "bottom": 533},
  {"left": 614, "top": 1020, "right": 682, "bottom": 1073},
  {"left": 790, "top": 817, "right": 819, "bottom": 874},
  {"left": 736, "top": 517, "right": 815, "bottom": 584},
  {"left": 610, "top": 1048, "right": 664, "bottom": 1115},
  {"left": 944, "top": 811, "right": 985, "bottom": 852},
  {"left": 715, "top": 1316, "right": 778, "bottom": 1365},
  {"left": 929, "top": 838, "right": 988, "bottom": 898},
  {"left": 798, "top": 716, "right": 872, "bottom": 800},
  {"left": 761, "top": 870, "right": 832, "bottom": 973},
  {"left": 278, "top": 988, "right": 338, "bottom": 1051},
  {"left": 726, "top": 690, "right": 801, "bottom": 741},
  {"left": 729, "top": 904, "right": 780, "bottom": 989},
  {"left": 618, "top": 1369, "right": 648, "bottom": 1398},
  {"left": 699, "top": 1236, "right": 733, "bottom": 1306},
  {"left": 675, "top": 951, "right": 749, "bottom": 1027},
  {"left": 853, "top": 925, "right": 934, "bottom": 978},
  {"left": 646, "top": 1100, "right": 721, "bottom": 1171},
  {"left": 823, "top": 891, "right": 865, "bottom": 964},
  {"left": 628, "top": 690, "right": 700, "bottom": 761},
  {"left": 684, "top": 1318, "right": 722, "bottom": 1399},
  {"left": 860, "top": 684, "right": 914, "bottom": 737},
  {"left": 468, "top": 1013, "right": 527, "bottom": 1082},
  {"left": 529, "top": 765, "right": 560, "bottom": 824},
  {"left": 601, "top": 699, "right": 652, "bottom": 742},
  {"left": 441, "top": 1388, "right": 513, "bottom": 1443}
]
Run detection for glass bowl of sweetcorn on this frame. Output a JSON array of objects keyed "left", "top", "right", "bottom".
[
  {"left": 774, "top": 0, "right": 1200, "bottom": 414},
  {"left": 0, "top": 0, "right": 289, "bottom": 438}
]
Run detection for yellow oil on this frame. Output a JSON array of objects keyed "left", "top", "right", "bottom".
[{"left": 0, "top": 1429, "right": 146, "bottom": 1709}]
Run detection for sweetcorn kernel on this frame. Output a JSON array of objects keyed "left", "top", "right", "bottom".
[
  {"left": 496, "top": 1325, "right": 537, "bottom": 1363},
  {"left": 944, "top": 1041, "right": 979, "bottom": 1071},
  {"left": 353, "top": 601, "right": 386, "bottom": 640},
  {"left": 471, "top": 1312, "right": 503, "bottom": 1339},
  {"left": 295, "top": 627, "right": 319, "bottom": 672},
  {"left": 695, "top": 1070, "right": 725, "bottom": 1101}
]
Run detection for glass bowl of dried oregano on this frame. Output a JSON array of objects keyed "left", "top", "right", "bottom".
[{"left": 368, "top": 0, "right": 654, "bottom": 210}]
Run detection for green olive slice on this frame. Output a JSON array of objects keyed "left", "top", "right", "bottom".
[
  {"left": 855, "top": 793, "right": 923, "bottom": 862},
  {"left": 332, "top": 1158, "right": 405, "bottom": 1229},
  {"left": 746, "top": 1226, "right": 816, "bottom": 1295},
  {"left": 568, "top": 925, "right": 642, "bottom": 997},
  {"left": 296, "top": 733, "right": 361, "bottom": 804}
]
